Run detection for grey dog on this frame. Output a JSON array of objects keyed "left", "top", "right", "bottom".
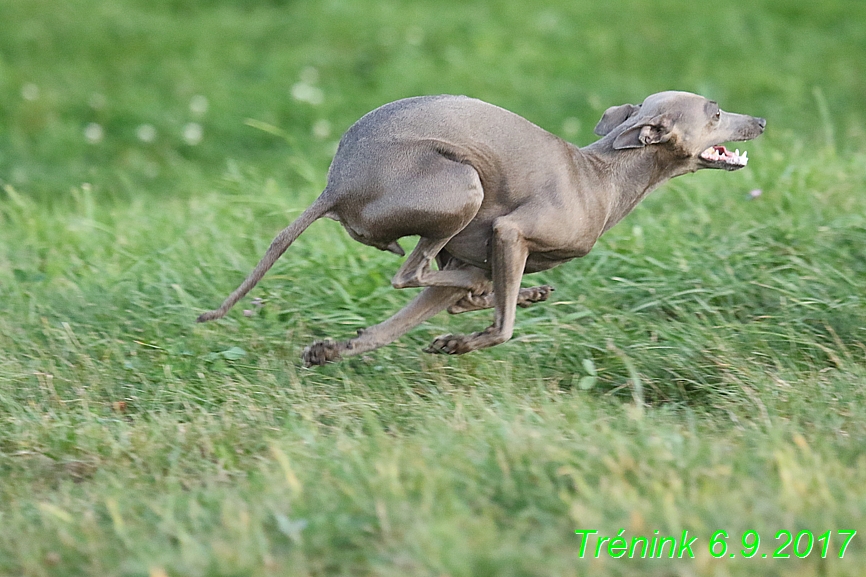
[{"left": 198, "top": 91, "right": 766, "bottom": 366}]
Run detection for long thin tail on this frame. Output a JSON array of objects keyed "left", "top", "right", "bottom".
[{"left": 197, "top": 193, "right": 334, "bottom": 322}]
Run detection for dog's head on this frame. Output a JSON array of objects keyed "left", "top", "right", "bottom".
[{"left": 594, "top": 91, "right": 766, "bottom": 172}]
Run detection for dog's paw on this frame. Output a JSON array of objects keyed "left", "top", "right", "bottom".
[
  {"left": 517, "top": 284, "right": 555, "bottom": 308},
  {"left": 302, "top": 339, "right": 342, "bottom": 367},
  {"left": 424, "top": 333, "right": 476, "bottom": 355}
]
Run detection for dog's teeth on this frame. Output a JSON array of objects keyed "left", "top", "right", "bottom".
[
  {"left": 735, "top": 149, "right": 740, "bottom": 157},
  {"left": 741, "top": 150, "right": 748, "bottom": 159}
]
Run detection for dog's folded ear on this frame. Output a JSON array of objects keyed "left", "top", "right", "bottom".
[
  {"left": 612, "top": 114, "right": 674, "bottom": 150},
  {"left": 594, "top": 103, "right": 640, "bottom": 136}
]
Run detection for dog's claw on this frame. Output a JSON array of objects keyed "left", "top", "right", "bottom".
[{"left": 302, "top": 339, "right": 342, "bottom": 367}]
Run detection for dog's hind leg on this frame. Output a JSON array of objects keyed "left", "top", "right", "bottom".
[
  {"left": 338, "top": 149, "right": 485, "bottom": 291},
  {"left": 302, "top": 282, "right": 482, "bottom": 366},
  {"left": 390, "top": 236, "right": 486, "bottom": 289}
]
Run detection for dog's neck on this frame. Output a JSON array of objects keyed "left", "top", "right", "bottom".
[{"left": 578, "top": 138, "right": 689, "bottom": 232}]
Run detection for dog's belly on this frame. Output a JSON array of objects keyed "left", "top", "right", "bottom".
[
  {"left": 523, "top": 251, "right": 584, "bottom": 273},
  {"left": 443, "top": 227, "right": 491, "bottom": 270},
  {"left": 444, "top": 226, "right": 590, "bottom": 274}
]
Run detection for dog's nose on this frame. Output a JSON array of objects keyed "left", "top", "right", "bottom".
[{"left": 756, "top": 117, "right": 767, "bottom": 131}]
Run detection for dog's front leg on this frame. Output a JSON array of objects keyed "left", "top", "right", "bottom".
[{"left": 426, "top": 219, "right": 529, "bottom": 354}]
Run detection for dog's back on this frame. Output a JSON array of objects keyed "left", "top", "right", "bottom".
[{"left": 327, "top": 95, "right": 574, "bottom": 208}]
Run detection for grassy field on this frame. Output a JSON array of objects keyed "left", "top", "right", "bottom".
[{"left": 1, "top": 0, "right": 865, "bottom": 575}]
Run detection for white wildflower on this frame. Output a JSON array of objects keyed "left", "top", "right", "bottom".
[
  {"left": 562, "top": 117, "right": 581, "bottom": 139},
  {"left": 21, "top": 83, "right": 39, "bottom": 101},
  {"left": 291, "top": 82, "right": 323, "bottom": 105},
  {"left": 312, "top": 119, "right": 332, "bottom": 140},
  {"left": 136, "top": 124, "right": 157, "bottom": 143},
  {"left": 84, "top": 123, "right": 104, "bottom": 144},
  {"left": 183, "top": 122, "right": 203, "bottom": 145}
]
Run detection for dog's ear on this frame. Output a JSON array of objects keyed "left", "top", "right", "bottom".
[
  {"left": 594, "top": 103, "right": 640, "bottom": 136},
  {"left": 612, "top": 114, "right": 674, "bottom": 150}
]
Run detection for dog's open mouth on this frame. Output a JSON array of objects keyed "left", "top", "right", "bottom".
[{"left": 699, "top": 145, "right": 748, "bottom": 170}]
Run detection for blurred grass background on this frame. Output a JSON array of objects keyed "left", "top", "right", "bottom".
[
  {"left": 1, "top": 0, "right": 865, "bottom": 575},
  {"left": 3, "top": 0, "right": 865, "bottom": 202}
]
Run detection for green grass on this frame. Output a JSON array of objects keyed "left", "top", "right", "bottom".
[{"left": 1, "top": 0, "right": 866, "bottom": 575}]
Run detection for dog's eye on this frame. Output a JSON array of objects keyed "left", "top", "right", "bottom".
[{"left": 713, "top": 110, "right": 721, "bottom": 120}]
